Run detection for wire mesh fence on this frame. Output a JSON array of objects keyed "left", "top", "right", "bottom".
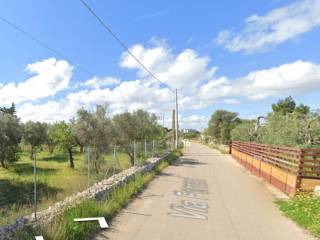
[{"left": 0, "top": 139, "right": 171, "bottom": 225}]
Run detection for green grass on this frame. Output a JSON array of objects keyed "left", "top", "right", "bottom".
[
  {"left": 15, "top": 149, "right": 182, "bottom": 240},
  {"left": 0, "top": 150, "right": 131, "bottom": 224},
  {"left": 276, "top": 193, "right": 320, "bottom": 237}
]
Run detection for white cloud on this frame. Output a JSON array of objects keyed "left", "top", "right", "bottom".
[
  {"left": 223, "top": 98, "right": 241, "bottom": 104},
  {"left": 120, "top": 41, "right": 214, "bottom": 90},
  {"left": 233, "top": 60, "right": 320, "bottom": 99},
  {"left": 84, "top": 76, "right": 121, "bottom": 89},
  {"left": 8, "top": 41, "right": 320, "bottom": 129},
  {"left": 18, "top": 100, "right": 81, "bottom": 123},
  {"left": 199, "top": 60, "right": 320, "bottom": 101},
  {"left": 0, "top": 58, "right": 73, "bottom": 105},
  {"left": 216, "top": 0, "right": 320, "bottom": 53},
  {"left": 180, "top": 115, "right": 209, "bottom": 129}
]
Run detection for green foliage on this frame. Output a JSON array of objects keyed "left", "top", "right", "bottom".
[
  {"left": 34, "top": 151, "right": 181, "bottom": 240},
  {"left": 277, "top": 194, "right": 320, "bottom": 237},
  {"left": 76, "top": 105, "right": 115, "bottom": 172},
  {"left": 258, "top": 112, "right": 320, "bottom": 147},
  {"left": 183, "top": 131, "right": 200, "bottom": 140},
  {"left": 272, "top": 96, "right": 296, "bottom": 115},
  {"left": 207, "top": 110, "right": 240, "bottom": 144},
  {"left": 0, "top": 103, "right": 16, "bottom": 115},
  {"left": 0, "top": 112, "right": 22, "bottom": 168},
  {"left": 23, "top": 121, "right": 48, "bottom": 158},
  {"left": 48, "top": 121, "right": 77, "bottom": 168},
  {"left": 207, "top": 96, "right": 320, "bottom": 147},
  {"left": 295, "top": 104, "right": 310, "bottom": 115},
  {"left": 113, "top": 110, "right": 164, "bottom": 165},
  {"left": 231, "top": 120, "right": 256, "bottom": 142}
]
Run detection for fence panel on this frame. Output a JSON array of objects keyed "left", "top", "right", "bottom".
[{"left": 231, "top": 141, "right": 320, "bottom": 195}]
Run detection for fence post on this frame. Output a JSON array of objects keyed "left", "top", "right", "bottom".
[
  {"left": 152, "top": 139, "right": 155, "bottom": 158},
  {"left": 144, "top": 139, "right": 147, "bottom": 158},
  {"left": 112, "top": 147, "right": 116, "bottom": 175},
  {"left": 295, "top": 148, "right": 304, "bottom": 194},
  {"left": 87, "top": 148, "right": 90, "bottom": 188},
  {"left": 229, "top": 141, "right": 232, "bottom": 154}
]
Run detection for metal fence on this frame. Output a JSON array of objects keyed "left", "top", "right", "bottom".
[{"left": 0, "top": 139, "right": 170, "bottom": 224}]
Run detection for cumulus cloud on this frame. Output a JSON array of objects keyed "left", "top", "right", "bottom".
[
  {"left": 0, "top": 58, "right": 73, "bottom": 105},
  {"left": 84, "top": 76, "right": 121, "bottom": 89},
  {"left": 216, "top": 0, "right": 320, "bottom": 53},
  {"left": 180, "top": 115, "right": 209, "bottom": 129},
  {"left": 199, "top": 60, "right": 320, "bottom": 100},
  {"left": 8, "top": 40, "right": 320, "bottom": 129},
  {"left": 120, "top": 42, "right": 215, "bottom": 90}
]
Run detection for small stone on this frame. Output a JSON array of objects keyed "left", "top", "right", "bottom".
[{"left": 314, "top": 186, "right": 320, "bottom": 197}]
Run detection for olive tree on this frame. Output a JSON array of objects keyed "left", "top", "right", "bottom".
[
  {"left": 23, "top": 121, "right": 47, "bottom": 158},
  {"left": 258, "top": 112, "right": 320, "bottom": 147},
  {"left": 231, "top": 120, "right": 257, "bottom": 142},
  {"left": 48, "top": 121, "right": 77, "bottom": 168},
  {"left": 207, "top": 110, "right": 240, "bottom": 144},
  {"left": 0, "top": 112, "right": 22, "bottom": 168},
  {"left": 113, "top": 110, "right": 162, "bottom": 165},
  {"left": 75, "top": 105, "right": 115, "bottom": 172}
]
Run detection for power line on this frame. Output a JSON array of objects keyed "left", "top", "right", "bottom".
[
  {"left": 79, "top": 0, "right": 175, "bottom": 93},
  {"left": 0, "top": 15, "right": 94, "bottom": 77}
]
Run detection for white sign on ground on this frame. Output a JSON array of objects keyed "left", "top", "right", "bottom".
[{"left": 74, "top": 217, "right": 109, "bottom": 229}]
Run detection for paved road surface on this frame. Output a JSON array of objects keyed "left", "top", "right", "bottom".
[{"left": 95, "top": 142, "right": 314, "bottom": 240}]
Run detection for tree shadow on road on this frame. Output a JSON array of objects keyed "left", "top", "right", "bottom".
[{"left": 173, "top": 158, "right": 207, "bottom": 167}]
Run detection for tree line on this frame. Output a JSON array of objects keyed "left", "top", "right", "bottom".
[
  {"left": 0, "top": 104, "right": 166, "bottom": 170},
  {"left": 204, "top": 96, "right": 320, "bottom": 147}
]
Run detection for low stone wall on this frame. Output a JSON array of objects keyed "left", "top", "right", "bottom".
[{"left": 0, "top": 153, "right": 170, "bottom": 240}]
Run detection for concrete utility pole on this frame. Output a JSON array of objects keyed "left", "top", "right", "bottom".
[
  {"left": 175, "top": 88, "right": 179, "bottom": 148},
  {"left": 33, "top": 152, "right": 37, "bottom": 221},
  {"left": 172, "top": 109, "right": 176, "bottom": 149}
]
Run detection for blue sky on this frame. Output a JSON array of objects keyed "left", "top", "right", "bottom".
[{"left": 0, "top": 0, "right": 320, "bottom": 129}]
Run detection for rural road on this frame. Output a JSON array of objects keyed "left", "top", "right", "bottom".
[{"left": 95, "top": 142, "right": 315, "bottom": 240}]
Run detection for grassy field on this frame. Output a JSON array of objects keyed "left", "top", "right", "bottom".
[
  {"left": 15, "top": 149, "right": 181, "bottom": 240},
  {"left": 276, "top": 193, "right": 320, "bottom": 237},
  {"left": 0, "top": 150, "right": 131, "bottom": 224}
]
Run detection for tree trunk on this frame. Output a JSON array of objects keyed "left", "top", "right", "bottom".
[
  {"left": 125, "top": 149, "right": 134, "bottom": 166},
  {"left": 80, "top": 145, "right": 84, "bottom": 153},
  {"left": 30, "top": 147, "right": 34, "bottom": 160},
  {"left": 68, "top": 148, "right": 75, "bottom": 168},
  {"left": 0, "top": 160, "right": 7, "bottom": 169}
]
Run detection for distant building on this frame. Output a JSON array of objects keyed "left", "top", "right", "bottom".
[{"left": 181, "top": 128, "right": 199, "bottom": 134}]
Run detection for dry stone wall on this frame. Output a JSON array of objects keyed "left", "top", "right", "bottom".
[{"left": 0, "top": 153, "right": 170, "bottom": 240}]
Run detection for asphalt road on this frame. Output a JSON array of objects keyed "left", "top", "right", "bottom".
[{"left": 95, "top": 142, "right": 315, "bottom": 240}]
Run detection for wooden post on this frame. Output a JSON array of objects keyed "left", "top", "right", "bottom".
[
  {"left": 295, "top": 149, "right": 304, "bottom": 193},
  {"left": 229, "top": 140, "right": 232, "bottom": 154}
]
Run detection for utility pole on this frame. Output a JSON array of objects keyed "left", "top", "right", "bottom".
[
  {"left": 175, "top": 88, "right": 179, "bottom": 148},
  {"left": 133, "top": 140, "right": 137, "bottom": 166},
  {"left": 172, "top": 109, "right": 176, "bottom": 149},
  {"left": 162, "top": 113, "right": 165, "bottom": 128},
  {"left": 33, "top": 152, "right": 37, "bottom": 221}
]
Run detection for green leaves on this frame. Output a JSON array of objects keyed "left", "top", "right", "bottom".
[
  {"left": 207, "top": 110, "right": 240, "bottom": 144},
  {"left": 0, "top": 112, "right": 22, "bottom": 167}
]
